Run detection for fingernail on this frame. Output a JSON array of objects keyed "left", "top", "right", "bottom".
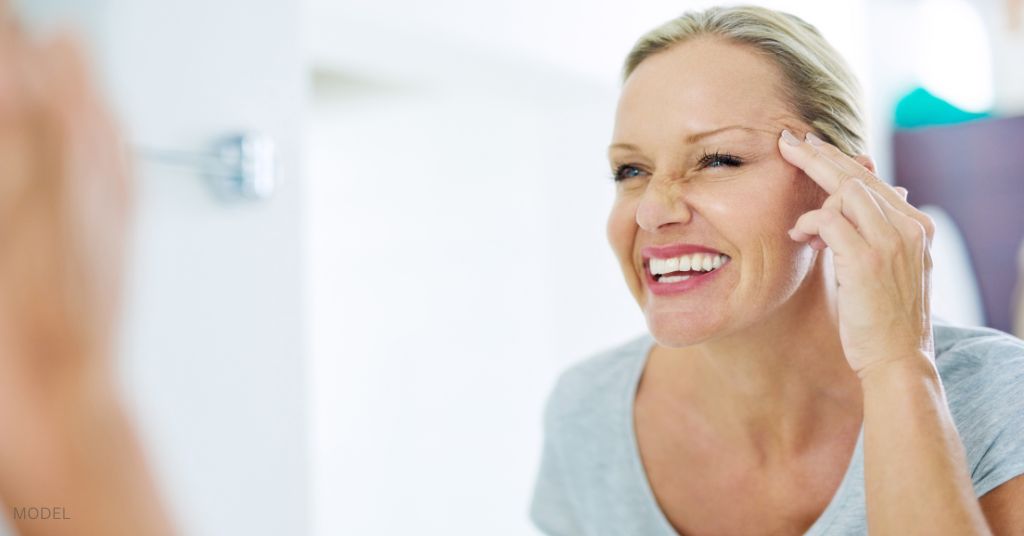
[
  {"left": 805, "top": 132, "right": 825, "bottom": 146},
  {"left": 781, "top": 129, "right": 801, "bottom": 146}
]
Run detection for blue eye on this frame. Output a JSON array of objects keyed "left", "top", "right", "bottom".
[
  {"left": 611, "top": 164, "right": 644, "bottom": 182},
  {"left": 611, "top": 152, "right": 743, "bottom": 183}
]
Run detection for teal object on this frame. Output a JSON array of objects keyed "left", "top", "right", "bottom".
[{"left": 894, "top": 86, "right": 992, "bottom": 128}]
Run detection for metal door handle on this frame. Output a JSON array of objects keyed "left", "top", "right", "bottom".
[{"left": 135, "top": 132, "right": 275, "bottom": 201}]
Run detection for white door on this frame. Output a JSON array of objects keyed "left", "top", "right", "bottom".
[{"left": 6, "top": 1, "right": 308, "bottom": 535}]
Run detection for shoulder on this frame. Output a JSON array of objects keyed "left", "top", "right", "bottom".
[
  {"left": 931, "top": 318, "right": 1024, "bottom": 497},
  {"left": 933, "top": 317, "right": 1024, "bottom": 395},
  {"left": 542, "top": 333, "right": 653, "bottom": 430}
]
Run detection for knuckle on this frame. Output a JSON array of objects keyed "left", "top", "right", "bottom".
[
  {"left": 838, "top": 176, "right": 860, "bottom": 191},
  {"left": 821, "top": 208, "right": 843, "bottom": 223},
  {"left": 835, "top": 173, "right": 858, "bottom": 191},
  {"left": 904, "top": 218, "right": 928, "bottom": 245},
  {"left": 822, "top": 194, "right": 842, "bottom": 210},
  {"left": 919, "top": 213, "right": 937, "bottom": 237}
]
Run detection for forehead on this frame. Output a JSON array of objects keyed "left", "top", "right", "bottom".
[{"left": 613, "top": 37, "right": 791, "bottom": 142}]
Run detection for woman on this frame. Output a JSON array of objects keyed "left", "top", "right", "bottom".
[
  {"left": 529, "top": 6, "right": 1024, "bottom": 535},
  {"left": 0, "top": 6, "right": 176, "bottom": 536}
]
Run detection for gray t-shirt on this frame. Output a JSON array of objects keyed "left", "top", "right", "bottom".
[{"left": 528, "top": 318, "right": 1024, "bottom": 535}]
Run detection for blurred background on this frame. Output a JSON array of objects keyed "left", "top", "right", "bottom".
[{"left": 6, "top": 0, "right": 1024, "bottom": 535}]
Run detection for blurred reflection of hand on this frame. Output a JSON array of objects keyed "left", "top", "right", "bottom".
[
  {"left": 0, "top": 7, "right": 174, "bottom": 536},
  {"left": 0, "top": 16, "right": 130, "bottom": 414}
]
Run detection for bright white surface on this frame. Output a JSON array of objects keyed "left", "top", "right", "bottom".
[
  {"left": 920, "top": 205, "right": 987, "bottom": 327},
  {"left": 306, "top": 0, "right": 867, "bottom": 90},
  {"left": 913, "top": 0, "right": 994, "bottom": 112},
  {"left": 306, "top": 61, "right": 625, "bottom": 536},
  {"left": 108, "top": 2, "right": 309, "bottom": 534},
  {"left": 105, "top": 2, "right": 309, "bottom": 533},
  {"left": 973, "top": 0, "right": 1024, "bottom": 114}
]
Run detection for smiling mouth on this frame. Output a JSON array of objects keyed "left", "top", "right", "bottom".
[{"left": 646, "top": 252, "right": 730, "bottom": 282}]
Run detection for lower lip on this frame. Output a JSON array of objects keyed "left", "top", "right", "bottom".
[{"left": 644, "top": 259, "right": 729, "bottom": 296}]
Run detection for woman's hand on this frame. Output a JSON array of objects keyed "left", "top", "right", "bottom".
[
  {"left": 0, "top": 12, "right": 130, "bottom": 412},
  {"left": 777, "top": 129, "right": 936, "bottom": 379},
  {"left": 0, "top": 9, "right": 175, "bottom": 536}
]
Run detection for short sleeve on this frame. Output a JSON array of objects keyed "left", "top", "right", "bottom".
[
  {"left": 528, "top": 376, "right": 584, "bottom": 535},
  {"left": 946, "top": 336, "right": 1024, "bottom": 500},
  {"left": 960, "top": 343, "right": 1024, "bottom": 498}
]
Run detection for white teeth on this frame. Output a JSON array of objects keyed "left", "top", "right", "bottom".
[
  {"left": 659, "top": 275, "right": 690, "bottom": 283},
  {"left": 649, "top": 253, "right": 729, "bottom": 276}
]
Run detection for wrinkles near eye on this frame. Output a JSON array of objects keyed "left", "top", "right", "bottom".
[
  {"left": 699, "top": 151, "right": 744, "bottom": 169},
  {"left": 609, "top": 150, "right": 751, "bottom": 184}
]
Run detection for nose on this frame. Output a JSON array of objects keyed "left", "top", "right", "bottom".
[{"left": 635, "top": 178, "right": 694, "bottom": 232}]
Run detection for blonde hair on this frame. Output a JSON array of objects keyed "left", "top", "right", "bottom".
[{"left": 622, "top": 5, "right": 866, "bottom": 157}]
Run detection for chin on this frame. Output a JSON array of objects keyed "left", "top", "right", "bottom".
[{"left": 643, "top": 309, "right": 727, "bottom": 348}]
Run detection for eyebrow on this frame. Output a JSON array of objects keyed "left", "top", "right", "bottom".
[{"left": 607, "top": 125, "right": 767, "bottom": 154}]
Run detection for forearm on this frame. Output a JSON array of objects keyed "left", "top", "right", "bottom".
[
  {"left": 860, "top": 355, "right": 991, "bottom": 535},
  {"left": 0, "top": 378, "right": 176, "bottom": 536}
]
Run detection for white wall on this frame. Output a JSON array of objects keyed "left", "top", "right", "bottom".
[
  {"left": 8, "top": 1, "right": 308, "bottom": 535},
  {"left": 106, "top": 2, "right": 309, "bottom": 534},
  {"left": 306, "top": 52, "right": 628, "bottom": 536},
  {"left": 975, "top": 0, "right": 1024, "bottom": 114}
]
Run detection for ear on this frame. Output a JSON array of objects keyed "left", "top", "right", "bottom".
[{"left": 853, "top": 154, "right": 877, "bottom": 175}]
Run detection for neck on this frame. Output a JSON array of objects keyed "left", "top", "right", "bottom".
[{"left": 650, "top": 253, "right": 863, "bottom": 465}]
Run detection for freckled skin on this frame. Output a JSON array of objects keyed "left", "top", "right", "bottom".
[{"left": 606, "top": 36, "right": 826, "bottom": 348}]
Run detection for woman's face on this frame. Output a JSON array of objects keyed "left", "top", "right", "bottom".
[{"left": 607, "top": 37, "right": 824, "bottom": 347}]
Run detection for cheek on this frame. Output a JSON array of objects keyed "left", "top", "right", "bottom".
[
  {"left": 732, "top": 169, "right": 821, "bottom": 232},
  {"left": 746, "top": 199, "right": 819, "bottom": 299},
  {"left": 701, "top": 185, "right": 797, "bottom": 237},
  {"left": 705, "top": 182, "right": 812, "bottom": 280}
]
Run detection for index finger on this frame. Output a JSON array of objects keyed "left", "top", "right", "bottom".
[
  {"left": 778, "top": 128, "right": 851, "bottom": 194},
  {"left": 778, "top": 128, "right": 936, "bottom": 242},
  {"left": 802, "top": 131, "right": 907, "bottom": 206}
]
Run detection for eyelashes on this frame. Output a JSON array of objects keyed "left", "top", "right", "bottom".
[
  {"left": 698, "top": 150, "right": 743, "bottom": 169},
  {"left": 610, "top": 150, "right": 744, "bottom": 182}
]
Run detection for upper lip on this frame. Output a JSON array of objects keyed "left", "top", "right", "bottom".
[{"left": 641, "top": 243, "right": 727, "bottom": 261}]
